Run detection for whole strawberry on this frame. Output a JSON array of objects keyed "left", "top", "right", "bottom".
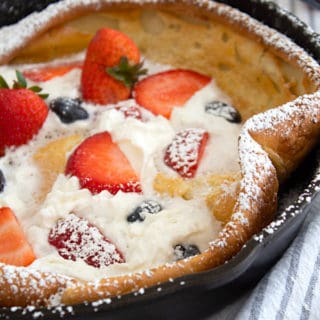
[
  {"left": 81, "top": 28, "right": 147, "bottom": 105},
  {"left": 0, "top": 71, "right": 48, "bottom": 155}
]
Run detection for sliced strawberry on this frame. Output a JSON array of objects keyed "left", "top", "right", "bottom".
[
  {"left": 48, "top": 213, "right": 125, "bottom": 268},
  {"left": 0, "top": 71, "right": 48, "bottom": 153},
  {"left": 164, "top": 128, "right": 209, "bottom": 178},
  {"left": 112, "top": 104, "right": 143, "bottom": 120},
  {"left": 134, "top": 69, "right": 211, "bottom": 119},
  {"left": 0, "top": 207, "right": 36, "bottom": 266},
  {"left": 23, "top": 62, "right": 83, "bottom": 82},
  {"left": 81, "top": 28, "right": 146, "bottom": 105},
  {"left": 65, "top": 132, "right": 141, "bottom": 195}
]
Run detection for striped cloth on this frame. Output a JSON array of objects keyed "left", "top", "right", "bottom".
[
  {"left": 279, "top": 0, "right": 320, "bottom": 32},
  {"left": 214, "top": 197, "right": 320, "bottom": 320},
  {"left": 209, "top": 1, "right": 320, "bottom": 319}
]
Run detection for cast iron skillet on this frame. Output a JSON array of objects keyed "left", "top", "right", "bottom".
[{"left": 0, "top": 1, "right": 319, "bottom": 319}]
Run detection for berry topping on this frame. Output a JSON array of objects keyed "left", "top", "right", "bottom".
[
  {"left": 112, "top": 104, "right": 143, "bottom": 120},
  {"left": 0, "top": 71, "right": 48, "bottom": 154},
  {"left": 127, "top": 200, "right": 163, "bottom": 223},
  {"left": 134, "top": 69, "right": 211, "bottom": 119},
  {"left": 0, "top": 170, "right": 5, "bottom": 192},
  {"left": 48, "top": 213, "right": 125, "bottom": 268},
  {"left": 205, "top": 100, "right": 241, "bottom": 123},
  {"left": 81, "top": 28, "right": 147, "bottom": 105},
  {"left": 0, "top": 207, "right": 36, "bottom": 266},
  {"left": 164, "top": 128, "right": 209, "bottom": 178},
  {"left": 173, "top": 244, "right": 200, "bottom": 260},
  {"left": 49, "top": 97, "right": 89, "bottom": 124},
  {"left": 65, "top": 132, "right": 141, "bottom": 195},
  {"left": 23, "top": 62, "right": 83, "bottom": 82}
]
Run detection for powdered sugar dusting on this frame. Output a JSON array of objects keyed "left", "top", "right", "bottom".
[
  {"left": 254, "top": 147, "right": 320, "bottom": 242},
  {"left": 0, "top": 262, "right": 75, "bottom": 307},
  {"left": 208, "top": 1, "right": 320, "bottom": 86},
  {"left": 246, "top": 91, "right": 320, "bottom": 133},
  {"left": 48, "top": 213, "right": 124, "bottom": 268},
  {"left": 164, "top": 128, "right": 207, "bottom": 178},
  {"left": 210, "top": 90, "right": 320, "bottom": 249},
  {"left": 0, "top": 0, "right": 319, "bottom": 315},
  {"left": 0, "top": 0, "right": 319, "bottom": 88}
]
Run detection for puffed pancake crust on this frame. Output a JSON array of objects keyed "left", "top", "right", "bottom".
[{"left": 0, "top": 0, "right": 319, "bottom": 309}]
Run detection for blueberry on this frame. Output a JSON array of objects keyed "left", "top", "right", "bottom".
[
  {"left": 205, "top": 100, "right": 241, "bottom": 123},
  {"left": 0, "top": 169, "right": 5, "bottom": 192},
  {"left": 174, "top": 244, "right": 200, "bottom": 260},
  {"left": 127, "top": 200, "right": 163, "bottom": 223},
  {"left": 49, "top": 97, "right": 89, "bottom": 124},
  {"left": 126, "top": 210, "right": 145, "bottom": 223}
]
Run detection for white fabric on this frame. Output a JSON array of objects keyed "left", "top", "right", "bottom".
[
  {"left": 209, "top": 1, "right": 320, "bottom": 319},
  {"left": 279, "top": 0, "right": 320, "bottom": 32},
  {"left": 211, "top": 195, "right": 320, "bottom": 320}
]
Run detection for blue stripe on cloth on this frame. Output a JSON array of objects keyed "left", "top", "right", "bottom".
[
  {"left": 248, "top": 275, "right": 271, "bottom": 320},
  {"left": 274, "top": 227, "right": 307, "bottom": 320},
  {"left": 234, "top": 198, "right": 320, "bottom": 320},
  {"left": 299, "top": 247, "right": 320, "bottom": 320}
]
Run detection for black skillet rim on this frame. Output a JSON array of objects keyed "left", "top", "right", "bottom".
[{"left": 0, "top": 0, "right": 319, "bottom": 318}]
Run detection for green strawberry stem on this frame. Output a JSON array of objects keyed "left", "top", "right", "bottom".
[
  {"left": 106, "top": 56, "right": 148, "bottom": 88},
  {"left": 0, "top": 70, "right": 48, "bottom": 99},
  {"left": 13, "top": 70, "right": 27, "bottom": 89},
  {"left": 0, "top": 75, "right": 9, "bottom": 89}
]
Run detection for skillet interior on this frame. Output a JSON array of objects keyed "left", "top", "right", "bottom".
[{"left": 0, "top": 0, "right": 319, "bottom": 318}]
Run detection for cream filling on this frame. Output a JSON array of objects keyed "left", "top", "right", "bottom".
[{"left": 0, "top": 56, "right": 241, "bottom": 281}]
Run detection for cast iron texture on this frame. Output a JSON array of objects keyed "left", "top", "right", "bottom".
[{"left": 0, "top": 1, "right": 319, "bottom": 319}]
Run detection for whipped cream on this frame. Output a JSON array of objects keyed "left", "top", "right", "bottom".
[{"left": 0, "top": 54, "right": 241, "bottom": 281}]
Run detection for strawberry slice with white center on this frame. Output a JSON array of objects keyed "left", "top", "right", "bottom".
[
  {"left": 164, "top": 128, "right": 209, "bottom": 178},
  {"left": 0, "top": 207, "right": 36, "bottom": 266},
  {"left": 134, "top": 69, "right": 211, "bottom": 119},
  {"left": 48, "top": 213, "right": 125, "bottom": 268},
  {"left": 65, "top": 132, "right": 141, "bottom": 195}
]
